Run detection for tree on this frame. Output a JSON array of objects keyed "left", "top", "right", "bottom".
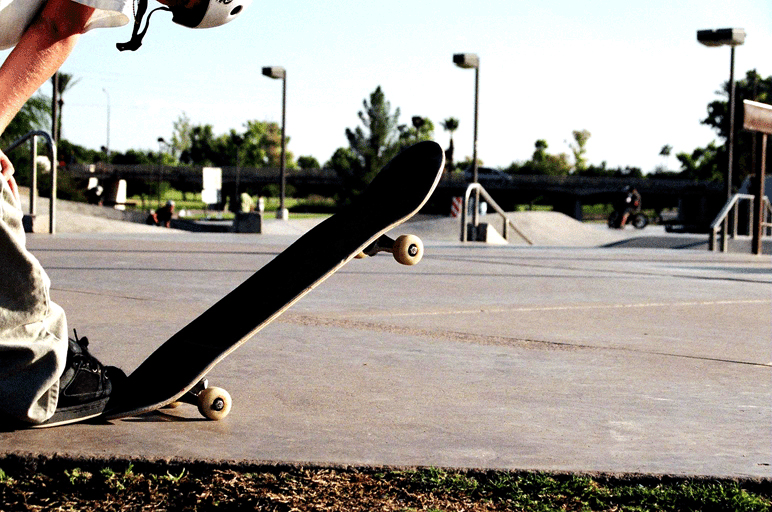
[
  {"left": 260, "top": 121, "right": 290, "bottom": 168},
  {"left": 676, "top": 142, "right": 721, "bottom": 182},
  {"left": 52, "top": 73, "right": 80, "bottom": 142},
  {"left": 334, "top": 86, "right": 402, "bottom": 204},
  {"left": 236, "top": 120, "right": 293, "bottom": 168},
  {"left": 441, "top": 118, "right": 459, "bottom": 143},
  {"left": 180, "top": 124, "right": 221, "bottom": 165},
  {"left": 57, "top": 139, "right": 103, "bottom": 165},
  {"left": 178, "top": 120, "right": 294, "bottom": 168},
  {"left": 699, "top": 69, "right": 772, "bottom": 187},
  {"left": 297, "top": 155, "right": 320, "bottom": 169},
  {"left": 0, "top": 95, "right": 50, "bottom": 148},
  {"left": 703, "top": 70, "right": 771, "bottom": 139},
  {"left": 326, "top": 146, "right": 363, "bottom": 205},
  {"left": 0, "top": 95, "right": 51, "bottom": 186},
  {"left": 504, "top": 139, "right": 571, "bottom": 176},
  {"left": 398, "top": 116, "right": 434, "bottom": 148},
  {"left": 345, "top": 87, "right": 401, "bottom": 178},
  {"left": 532, "top": 139, "right": 549, "bottom": 164},
  {"left": 569, "top": 129, "right": 591, "bottom": 172},
  {"left": 170, "top": 112, "right": 193, "bottom": 162},
  {"left": 110, "top": 149, "right": 158, "bottom": 165},
  {"left": 440, "top": 117, "right": 459, "bottom": 172},
  {"left": 527, "top": 139, "right": 571, "bottom": 176},
  {"left": 656, "top": 144, "right": 673, "bottom": 173}
]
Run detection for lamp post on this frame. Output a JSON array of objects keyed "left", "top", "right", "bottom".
[
  {"left": 262, "top": 66, "right": 288, "bottom": 221},
  {"left": 454, "top": 53, "right": 480, "bottom": 236},
  {"left": 453, "top": 53, "right": 480, "bottom": 183},
  {"left": 697, "top": 28, "right": 745, "bottom": 251},
  {"left": 51, "top": 72, "right": 59, "bottom": 145},
  {"left": 157, "top": 137, "right": 170, "bottom": 209},
  {"left": 102, "top": 88, "right": 110, "bottom": 158}
]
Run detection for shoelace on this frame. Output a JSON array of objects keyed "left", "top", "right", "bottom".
[
  {"left": 70, "top": 330, "right": 102, "bottom": 373},
  {"left": 72, "top": 329, "right": 89, "bottom": 350}
]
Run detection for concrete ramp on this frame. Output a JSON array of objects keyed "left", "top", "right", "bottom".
[
  {"left": 482, "top": 211, "right": 628, "bottom": 246},
  {"left": 395, "top": 212, "right": 630, "bottom": 247}
]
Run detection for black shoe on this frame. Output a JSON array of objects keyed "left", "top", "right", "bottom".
[{"left": 33, "top": 332, "right": 125, "bottom": 428}]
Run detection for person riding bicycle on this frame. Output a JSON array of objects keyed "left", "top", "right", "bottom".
[{"left": 612, "top": 185, "right": 642, "bottom": 229}]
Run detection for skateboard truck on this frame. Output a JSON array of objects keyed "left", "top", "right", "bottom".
[
  {"left": 164, "top": 378, "right": 232, "bottom": 420},
  {"left": 356, "top": 234, "right": 424, "bottom": 265}
]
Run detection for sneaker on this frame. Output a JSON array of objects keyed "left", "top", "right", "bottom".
[{"left": 33, "top": 332, "right": 125, "bottom": 428}]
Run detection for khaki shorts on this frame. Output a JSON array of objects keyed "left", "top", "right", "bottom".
[{"left": 0, "top": 176, "right": 67, "bottom": 425}]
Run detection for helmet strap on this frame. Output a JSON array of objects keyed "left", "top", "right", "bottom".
[{"left": 117, "top": 0, "right": 171, "bottom": 51}]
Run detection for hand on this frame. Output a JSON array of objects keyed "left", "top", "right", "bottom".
[{"left": 0, "top": 149, "right": 20, "bottom": 203}]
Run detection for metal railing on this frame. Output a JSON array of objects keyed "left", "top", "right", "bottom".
[
  {"left": 3, "top": 130, "right": 57, "bottom": 234},
  {"left": 461, "top": 183, "right": 533, "bottom": 244},
  {"left": 709, "top": 193, "right": 771, "bottom": 251}
]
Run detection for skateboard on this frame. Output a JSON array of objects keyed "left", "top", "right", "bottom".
[{"left": 102, "top": 140, "right": 445, "bottom": 421}]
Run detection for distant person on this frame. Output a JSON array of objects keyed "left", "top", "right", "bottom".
[
  {"left": 86, "top": 184, "right": 104, "bottom": 205},
  {"left": 0, "top": 0, "right": 251, "bottom": 428},
  {"left": 612, "top": 186, "right": 641, "bottom": 229},
  {"left": 240, "top": 192, "right": 254, "bottom": 213},
  {"left": 152, "top": 200, "right": 175, "bottom": 228}
]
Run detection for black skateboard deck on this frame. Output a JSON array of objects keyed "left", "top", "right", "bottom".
[{"left": 103, "top": 140, "right": 445, "bottom": 420}]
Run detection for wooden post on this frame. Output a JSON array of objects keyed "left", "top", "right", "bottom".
[
  {"left": 752, "top": 134, "right": 766, "bottom": 255},
  {"left": 743, "top": 100, "right": 772, "bottom": 255}
]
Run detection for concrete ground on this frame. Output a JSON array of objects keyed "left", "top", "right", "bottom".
[{"left": 1, "top": 209, "right": 770, "bottom": 479}]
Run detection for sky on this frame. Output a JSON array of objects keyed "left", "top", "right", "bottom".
[{"left": 3, "top": 0, "right": 770, "bottom": 173}]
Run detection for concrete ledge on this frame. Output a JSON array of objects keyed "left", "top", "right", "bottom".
[
  {"left": 168, "top": 218, "right": 232, "bottom": 232},
  {"left": 466, "top": 222, "right": 508, "bottom": 245},
  {"left": 233, "top": 212, "right": 263, "bottom": 233}
]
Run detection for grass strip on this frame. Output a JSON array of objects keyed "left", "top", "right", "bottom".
[{"left": 0, "top": 454, "right": 769, "bottom": 511}]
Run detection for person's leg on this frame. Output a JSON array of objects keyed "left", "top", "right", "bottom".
[{"left": 0, "top": 174, "right": 68, "bottom": 425}]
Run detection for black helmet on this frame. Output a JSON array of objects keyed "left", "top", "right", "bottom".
[{"left": 118, "top": 0, "right": 252, "bottom": 51}]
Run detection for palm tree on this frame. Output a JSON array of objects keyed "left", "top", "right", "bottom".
[
  {"left": 51, "top": 72, "right": 81, "bottom": 143},
  {"left": 441, "top": 117, "right": 459, "bottom": 172},
  {"left": 658, "top": 144, "right": 673, "bottom": 172},
  {"left": 1, "top": 96, "right": 50, "bottom": 147}
]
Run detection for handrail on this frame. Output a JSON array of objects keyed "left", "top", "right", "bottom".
[
  {"left": 709, "top": 193, "right": 754, "bottom": 231},
  {"left": 709, "top": 193, "right": 770, "bottom": 251},
  {"left": 765, "top": 197, "right": 772, "bottom": 228},
  {"left": 3, "top": 130, "right": 57, "bottom": 234},
  {"left": 461, "top": 183, "right": 533, "bottom": 244}
]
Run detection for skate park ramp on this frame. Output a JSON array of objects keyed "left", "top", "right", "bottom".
[
  {"left": 18, "top": 190, "right": 165, "bottom": 234},
  {"left": 398, "top": 212, "right": 770, "bottom": 253},
  {"left": 20, "top": 191, "right": 759, "bottom": 252},
  {"left": 397, "top": 211, "right": 632, "bottom": 247}
]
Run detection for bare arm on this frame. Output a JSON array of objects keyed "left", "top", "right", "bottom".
[{"left": 0, "top": 0, "right": 95, "bottom": 135}]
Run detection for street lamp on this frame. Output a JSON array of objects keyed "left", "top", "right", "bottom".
[
  {"left": 697, "top": 28, "right": 745, "bottom": 251},
  {"left": 102, "top": 88, "right": 110, "bottom": 158},
  {"left": 453, "top": 53, "right": 480, "bottom": 184},
  {"left": 51, "top": 72, "right": 59, "bottom": 144},
  {"left": 157, "top": 137, "right": 170, "bottom": 209},
  {"left": 262, "top": 65, "right": 288, "bottom": 221}
]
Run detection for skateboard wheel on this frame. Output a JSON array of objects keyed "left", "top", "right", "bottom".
[
  {"left": 163, "top": 401, "right": 182, "bottom": 409},
  {"left": 393, "top": 234, "right": 423, "bottom": 266},
  {"left": 355, "top": 251, "right": 368, "bottom": 259},
  {"left": 197, "top": 386, "right": 232, "bottom": 421}
]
